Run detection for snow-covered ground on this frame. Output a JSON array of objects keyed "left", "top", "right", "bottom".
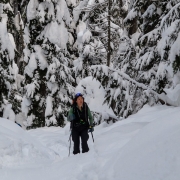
[{"left": 1, "top": 104, "right": 180, "bottom": 180}]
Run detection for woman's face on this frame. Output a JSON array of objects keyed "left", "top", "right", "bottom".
[{"left": 76, "top": 96, "right": 83, "bottom": 107}]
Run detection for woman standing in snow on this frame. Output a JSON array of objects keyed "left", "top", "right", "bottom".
[{"left": 67, "top": 93, "right": 94, "bottom": 155}]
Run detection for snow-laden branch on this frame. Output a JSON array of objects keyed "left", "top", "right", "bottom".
[
  {"left": 99, "top": 35, "right": 108, "bottom": 39},
  {"left": 94, "top": 16, "right": 108, "bottom": 22},
  {"left": 87, "top": 24, "right": 108, "bottom": 33},
  {"left": 91, "top": 65, "right": 179, "bottom": 107},
  {"left": 75, "top": 1, "right": 108, "bottom": 12},
  {"left": 89, "top": 21, "right": 108, "bottom": 27},
  {"left": 160, "top": 2, "right": 180, "bottom": 30},
  {"left": 88, "top": 42, "right": 106, "bottom": 50}
]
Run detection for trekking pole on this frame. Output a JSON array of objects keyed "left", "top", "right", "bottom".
[
  {"left": 68, "top": 130, "right": 72, "bottom": 157},
  {"left": 91, "top": 132, "right": 94, "bottom": 142},
  {"left": 68, "top": 120, "right": 73, "bottom": 157}
]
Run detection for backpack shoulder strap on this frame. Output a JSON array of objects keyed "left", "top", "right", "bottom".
[
  {"left": 84, "top": 102, "right": 90, "bottom": 124},
  {"left": 70, "top": 105, "right": 76, "bottom": 129},
  {"left": 72, "top": 104, "right": 76, "bottom": 114}
]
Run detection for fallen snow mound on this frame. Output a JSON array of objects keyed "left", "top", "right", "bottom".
[
  {"left": 0, "top": 118, "right": 57, "bottom": 168},
  {"left": 99, "top": 105, "right": 180, "bottom": 180},
  {"left": 1, "top": 105, "right": 180, "bottom": 180}
]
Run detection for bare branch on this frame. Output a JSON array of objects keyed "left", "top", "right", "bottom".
[
  {"left": 87, "top": 24, "right": 108, "bottom": 33},
  {"left": 93, "top": 54, "right": 106, "bottom": 59},
  {"left": 94, "top": 16, "right": 108, "bottom": 22},
  {"left": 88, "top": 42, "right": 106, "bottom": 50},
  {"left": 89, "top": 21, "right": 108, "bottom": 27},
  {"left": 99, "top": 35, "right": 108, "bottom": 39}
]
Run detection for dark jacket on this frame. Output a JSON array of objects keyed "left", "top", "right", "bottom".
[{"left": 67, "top": 102, "right": 93, "bottom": 127}]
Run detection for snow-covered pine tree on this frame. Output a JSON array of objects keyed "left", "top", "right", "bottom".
[
  {"left": 13, "top": 0, "right": 26, "bottom": 75},
  {"left": 66, "top": 0, "right": 138, "bottom": 119},
  {"left": 91, "top": 64, "right": 143, "bottom": 118},
  {"left": 91, "top": 0, "right": 180, "bottom": 119},
  {"left": 126, "top": 0, "right": 180, "bottom": 98},
  {"left": 23, "top": 0, "right": 74, "bottom": 128},
  {"left": 0, "top": 1, "right": 21, "bottom": 121},
  {"left": 81, "top": 0, "right": 122, "bottom": 67},
  {"left": 80, "top": 0, "right": 139, "bottom": 118},
  {"left": 3, "top": 0, "right": 22, "bottom": 68},
  {"left": 71, "top": 0, "right": 124, "bottom": 86},
  {"left": 70, "top": 0, "right": 95, "bottom": 83},
  {"left": 114, "top": 0, "right": 180, "bottom": 113},
  {"left": 3, "top": 0, "right": 18, "bottom": 36}
]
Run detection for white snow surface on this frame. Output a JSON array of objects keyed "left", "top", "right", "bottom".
[
  {"left": 1, "top": 104, "right": 180, "bottom": 180},
  {"left": 2, "top": 104, "right": 15, "bottom": 122},
  {"left": 27, "top": 0, "right": 39, "bottom": 21},
  {"left": 40, "top": 21, "right": 69, "bottom": 51},
  {"left": 0, "top": 14, "right": 15, "bottom": 60},
  {"left": 0, "top": 118, "right": 57, "bottom": 169}
]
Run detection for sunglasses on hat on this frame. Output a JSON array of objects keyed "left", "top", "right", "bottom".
[{"left": 75, "top": 93, "right": 83, "bottom": 98}]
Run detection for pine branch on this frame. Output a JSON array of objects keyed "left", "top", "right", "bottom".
[
  {"left": 89, "top": 43, "right": 107, "bottom": 50},
  {"left": 87, "top": 23, "right": 108, "bottom": 33},
  {"left": 94, "top": 16, "right": 108, "bottom": 22},
  {"left": 75, "top": 1, "right": 108, "bottom": 12},
  {"left": 91, "top": 65, "right": 176, "bottom": 107},
  {"left": 99, "top": 35, "right": 108, "bottom": 39},
  {"left": 89, "top": 21, "right": 108, "bottom": 27}
]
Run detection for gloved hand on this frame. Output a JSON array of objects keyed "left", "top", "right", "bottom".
[{"left": 88, "top": 126, "right": 94, "bottom": 133}]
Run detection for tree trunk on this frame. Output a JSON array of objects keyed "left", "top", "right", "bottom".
[
  {"left": 107, "top": 0, "right": 111, "bottom": 67},
  {"left": 13, "top": 0, "right": 18, "bottom": 15},
  {"left": 13, "top": 0, "right": 25, "bottom": 74},
  {"left": 18, "top": 11, "right": 25, "bottom": 75}
]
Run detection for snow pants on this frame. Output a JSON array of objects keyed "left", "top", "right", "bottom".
[{"left": 72, "top": 125, "right": 89, "bottom": 154}]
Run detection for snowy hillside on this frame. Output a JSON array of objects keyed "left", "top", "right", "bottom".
[
  {"left": 0, "top": 118, "right": 57, "bottom": 168},
  {"left": 1, "top": 104, "right": 180, "bottom": 180}
]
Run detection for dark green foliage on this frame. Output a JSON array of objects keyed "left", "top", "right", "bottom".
[
  {"left": 25, "top": 68, "right": 47, "bottom": 128},
  {"left": 0, "top": 1, "right": 18, "bottom": 118},
  {"left": 157, "top": 76, "right": 168, "bottom": 94},
  {"left": 22, "top": 0, "right": 76, "bottom": 129},
  {"left": 173, "top": 55, "right": 180, "bottom": 74},
  {"left": 9, "top": 89, "right": 22, "bottom": 114}
]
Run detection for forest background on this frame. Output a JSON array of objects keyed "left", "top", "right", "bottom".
[{"left": 1, "top": 0, "right": 180, "bottom": 129}]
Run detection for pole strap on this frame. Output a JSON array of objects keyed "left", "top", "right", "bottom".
[{"left": 68, "top": 130, "right": 72, "bottom": 157}]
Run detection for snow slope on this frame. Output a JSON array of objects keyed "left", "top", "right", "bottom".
[
  {"left": 1, "top": 105, "right": 180, "bottom": 180},
  {"left": 0, "top": 118, "right": 57, "bottom": 169}
]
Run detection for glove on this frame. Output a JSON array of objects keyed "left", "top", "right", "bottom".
[{"left": 88, "top": 126, "right": 94, "bottom": 133}]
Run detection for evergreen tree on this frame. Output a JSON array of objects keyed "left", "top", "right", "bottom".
[
  {"left": 0, "top": 1, "right": 19, "bottom": 120},
  {"left": 81, "top": 0, "right": 123, "bottom": 67},
  {"left": 115, "top": 0, "right": 180, "bottom": 114},
  {"left": 125, "top": 0, "right": 180, "bottom": 97},
  {"left": 71, "top": 0, "right": 123, "bottom": 82},
  {"left": 58, "top": 0, "right": 95, "bottom": 84},
  {"left": 3, "top": 0, "right": 22, "bottom": 69},
  {"left": 91, "top": 0, "right": 180, "bottom": 118},
  {"left": 23, "top": 0, "right": 74, "bottom": 128},
  {"left": 13, "top": 0, "right": 27, "bottom": 75}
]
